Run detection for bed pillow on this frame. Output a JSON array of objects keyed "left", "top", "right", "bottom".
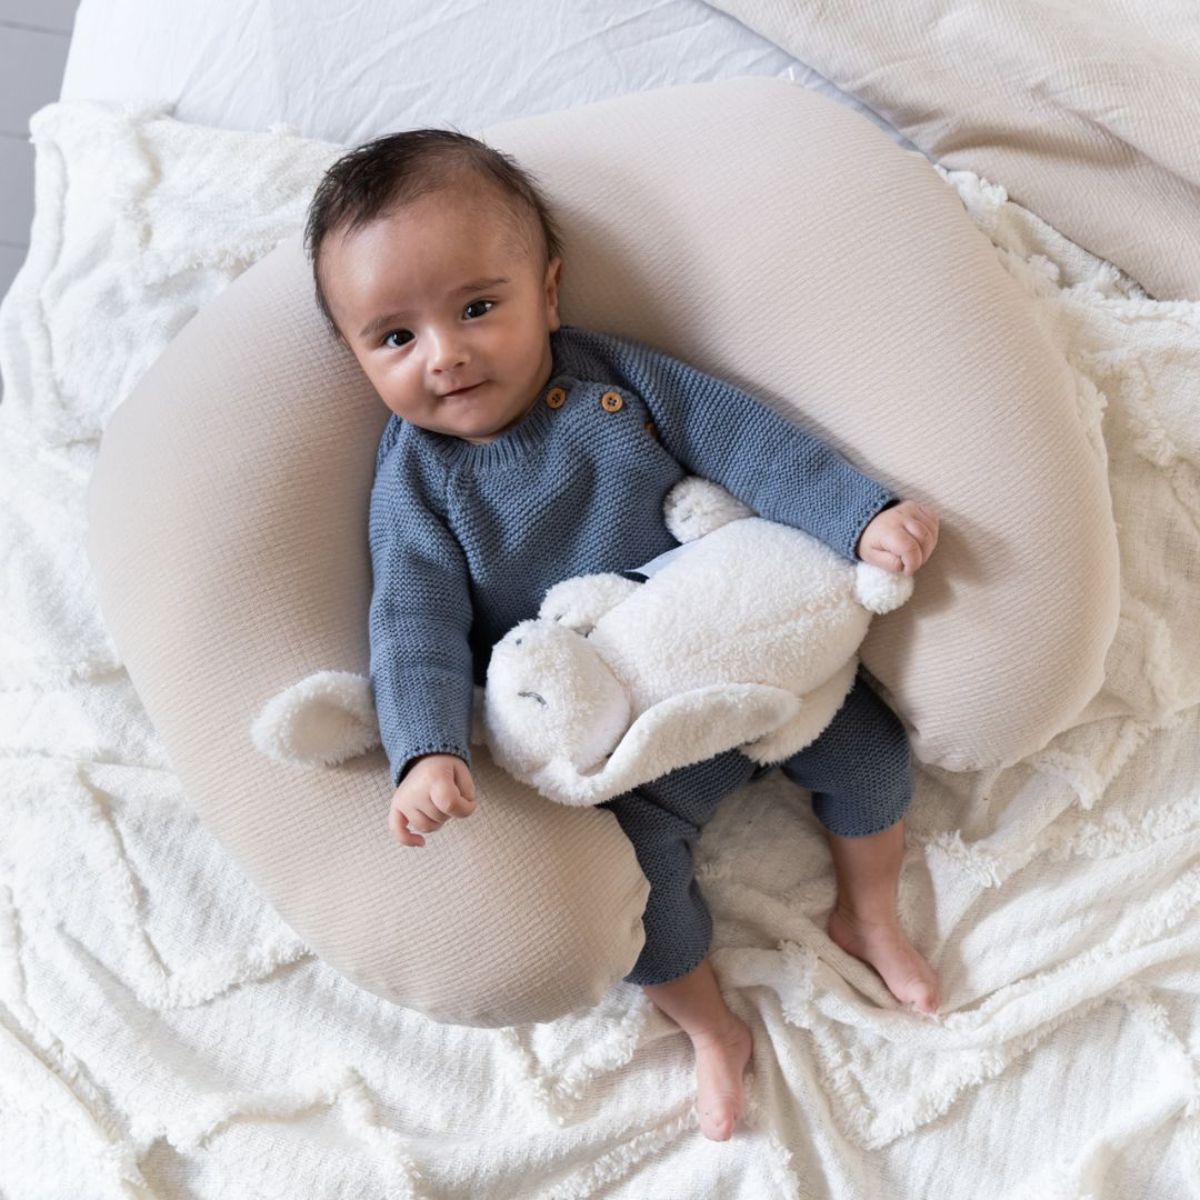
[{"left": 86, "top": 75, "right": 1119, "bottom": 1025}]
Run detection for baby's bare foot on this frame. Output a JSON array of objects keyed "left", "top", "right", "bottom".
[
  {"left": 827, "top": 906, "right": 941, "bottom": 1015},
  {"left": 690, "top": 1017, "right": 754, "bottom": 1141}
]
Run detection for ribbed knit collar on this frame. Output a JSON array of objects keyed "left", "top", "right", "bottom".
[{"left": 410, "top": 332, "right": 576, "bottom": 472}]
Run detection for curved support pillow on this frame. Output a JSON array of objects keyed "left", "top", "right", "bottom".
[{"left": 86, "top": 76, "right": 1119, "bottom": 1027}]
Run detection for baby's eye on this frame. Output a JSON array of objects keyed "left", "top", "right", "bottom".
[
  {"left": 463, "top": 299, "right": 495, "bottom": 320},
  {"left": 382, "top": 329, "right": 413, "bottom": 349}
]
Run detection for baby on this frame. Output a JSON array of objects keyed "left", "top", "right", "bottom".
[{"left": 303, "top": 129, "right": 941, "bottom": 1143}]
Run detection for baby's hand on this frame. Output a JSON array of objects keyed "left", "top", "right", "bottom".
[
  {"left": 856, "top": 500, "right": 940, "bottom": 575},
  {"left": 389, "top": 754, "right": 477, "bottom": 847}
]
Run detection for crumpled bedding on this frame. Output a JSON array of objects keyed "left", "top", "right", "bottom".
[
  {"left": 2, "top": 100, "right": 1199, "bottom": 1199},
  {"left": 706, "top": 0, "right": 1200, "bottom": 302}
]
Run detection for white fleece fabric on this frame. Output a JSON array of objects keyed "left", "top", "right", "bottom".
[{"left": 2, "top": 101, "right": 1199, "bottom": 1198}]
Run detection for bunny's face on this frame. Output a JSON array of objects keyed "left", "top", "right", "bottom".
[{"left": 484, "top": 620, "right": 630, "bottom": 775}]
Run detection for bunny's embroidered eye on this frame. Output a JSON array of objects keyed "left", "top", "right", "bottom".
[{"left": 517, "top": 691, "right": 547, "bottom": 706}]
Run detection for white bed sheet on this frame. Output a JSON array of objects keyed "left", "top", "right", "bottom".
[
  {"left": 60, "top": 0, "right": 919, "bottom": 150},
  {"left": 4, "top": 100, "right": 1197, "bottom": 1197},
  {"left": 4, "top": 4, "right": 1196, "bottom": 1199}
]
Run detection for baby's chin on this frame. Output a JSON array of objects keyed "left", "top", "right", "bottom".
[
  {"left": 457, "top": 398, "right": 539, "bottom": 444},
  {"left": 452, "top": 417, "right": 510, "bottom": 445}
]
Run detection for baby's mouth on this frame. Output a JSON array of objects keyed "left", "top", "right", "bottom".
[{"left": 442, "top": 382, "right": 486, "bottom": 399}]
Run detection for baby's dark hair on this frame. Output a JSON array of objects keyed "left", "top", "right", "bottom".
[{"left": 303, "top": 128, "right": 564, "bottom": 343}]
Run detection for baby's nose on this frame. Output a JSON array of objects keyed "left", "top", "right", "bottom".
[{"left": 428, "top": 332, "right": 469, "bottom": 371}]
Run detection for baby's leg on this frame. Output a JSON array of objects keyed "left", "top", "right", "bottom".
[
  {"left": 780, "top": 667, "right": 941, "bottom": 1016},
  {"left": 598, "top": 748, "right": 759, "bottom": 1141},
  {"left": 642, "top": 958, "right": 753, "bottom": 1142},
  {"left": 825, "top": 818, "right": 940, "bottom": 1015}
]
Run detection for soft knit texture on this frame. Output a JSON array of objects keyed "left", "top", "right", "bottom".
[{"left": 368, "top": 323, "right": 900, "bottom": 788}]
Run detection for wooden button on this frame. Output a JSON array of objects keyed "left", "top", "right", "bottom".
[
  {"left": 545, "top": 386, "right": 566, "bottom": 409},
  {"left": 600, "top": 390, "right": 624, "bottom": 413},
  {"left": 644, "top": 421, "right": 659, "bottom": 440}
]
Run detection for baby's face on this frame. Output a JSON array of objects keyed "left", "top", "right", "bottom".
[{"left": 321, "top": 188, "right": 562, "bottom": 444}]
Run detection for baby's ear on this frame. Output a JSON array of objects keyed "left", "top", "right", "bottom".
[{"left": 544, "top": 256, "right": 563, "bottom": 326}]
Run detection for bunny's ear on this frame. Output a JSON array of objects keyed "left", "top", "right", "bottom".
[
  {"left": 251, "top": 670, "right": 380, "bottom": 767},
  {"left": 527, "top": 684, "right": 800, "bottom": 806}
]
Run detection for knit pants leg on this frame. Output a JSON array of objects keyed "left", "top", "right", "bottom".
[
  {"left": 775, "top": 664, "right": 913, "bottom": 838},
  {"left": 599, "top": 667, "right": 911, "bottom": 987},
  {"left": 598, "top": 747, "right": 758, "bottom": 988}
]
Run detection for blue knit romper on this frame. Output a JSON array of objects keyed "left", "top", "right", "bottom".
[{"left": 367, "top": 324, "right": 915, "bottom": 989}]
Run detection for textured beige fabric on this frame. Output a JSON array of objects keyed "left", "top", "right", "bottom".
[
  {"left": 707, "top": 0, "right": 1200, "bottom": 301},
  {"left": 86, "top": 236, "right": 652, "bottom": 1027},
  {"left": 87, "top": 76, "right": 1118, "bottom": 1024}
]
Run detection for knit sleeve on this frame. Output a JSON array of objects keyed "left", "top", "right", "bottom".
[
  {"left": 581, "top": 330, "right": 900, "bottom": 562},
  {"left": 367, "top": 453, "right": 475, "bottom": 789}
]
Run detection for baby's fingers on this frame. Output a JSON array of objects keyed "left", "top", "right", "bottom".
[
  {"left": 889, "top": 530, "right": 923, "bottom": 575},
  {"left": 389, "top": 805, "right": 426, "bottom": 847},
  {"left": 454, "top": 762, "right": 477, "bottom": 804},
  {"left": 430, "top": 775, "right": 477, "bottom": 820},
  {"left": 905, "top": 507, "right": 939, "bottom": 553}
]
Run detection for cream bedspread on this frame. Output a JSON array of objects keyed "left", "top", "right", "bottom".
[
  {"left": 1, "top": 100, "right": 1199, "bottom": 1198},
  {"left": 708, "top": 0, "right": 1200, "bottom": 303}
]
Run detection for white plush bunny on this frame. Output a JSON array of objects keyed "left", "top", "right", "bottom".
[
  {"left": 480, "top": 476, "right": 912, "bottom": 804},
  {"left": 252, "top": 477, "right": 912, "bottom": 806}
]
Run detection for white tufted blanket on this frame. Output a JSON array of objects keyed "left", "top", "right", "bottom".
[{"left": 1, "top": 101, "right": 1198, "bottom": 1199}]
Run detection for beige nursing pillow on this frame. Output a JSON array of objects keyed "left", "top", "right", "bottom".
[{"left": 86, "top": 76, "right": 1119, "bottom": 1027}]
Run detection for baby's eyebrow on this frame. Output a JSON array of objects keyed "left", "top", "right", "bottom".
[
  {"left": 358, "top": 276, "right": 512, "bottom": 341},
  {"left": 452, "top": 275, "right": 511, "bottom": 295}
]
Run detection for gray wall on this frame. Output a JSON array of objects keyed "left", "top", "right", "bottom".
[{"left": 1, "top": 1, "right": 76, "bottom": 310}]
